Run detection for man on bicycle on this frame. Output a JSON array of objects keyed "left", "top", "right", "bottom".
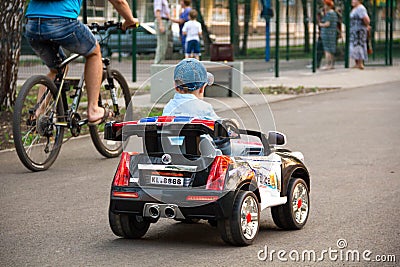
[{"left": 25, "top": 0, "right": 139, "bottom": 125}]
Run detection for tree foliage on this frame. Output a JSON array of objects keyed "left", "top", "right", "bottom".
[{"left": 0, "top": 0, "right": 26, "bottom": 110}]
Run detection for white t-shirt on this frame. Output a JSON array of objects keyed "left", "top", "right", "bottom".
[{"left": 182, "top": 20, "right": 202, "bottom": 42}]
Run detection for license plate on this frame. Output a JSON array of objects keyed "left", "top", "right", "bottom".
[{"left": 150, "top": 175, "right": 184, "bottom": 186}]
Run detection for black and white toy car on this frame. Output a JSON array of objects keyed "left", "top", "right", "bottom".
[{"left": 105, "top": 116, "right": 310, "bottom": 246}]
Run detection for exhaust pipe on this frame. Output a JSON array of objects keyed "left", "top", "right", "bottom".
[
  {"left": 148, "top": 205, "right": 160, "bottom": 219},
  {"left": 164, "top": 206, "right": 176, "bottom": 219}
]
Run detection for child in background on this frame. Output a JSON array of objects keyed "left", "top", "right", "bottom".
[
  {"left": 162, "top": 58, "right": 217, "bottom": 120},
  {"left": 182, "top": 10, "right": 202, "bottom": 59}
]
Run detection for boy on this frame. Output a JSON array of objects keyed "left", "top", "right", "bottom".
[
  {"left": 162, "top": 58, "right": 218, "bottom": 120},
  {"left": 170, "top": 0, "right": 192, "bottom": 53},
  {"left": 182, "top": 9, "right": 202, "bottom": 59}
]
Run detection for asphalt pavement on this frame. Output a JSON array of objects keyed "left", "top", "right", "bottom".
[
  {"left": 1, "top": 81, "right": 399, "bottom": 266},
  {"left": 4, "top": 58, "right": 400, "bottom": 266}
]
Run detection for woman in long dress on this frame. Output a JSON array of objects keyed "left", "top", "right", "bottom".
[
  {"left": 319, "top": 0, "right": 338, "bottom": 70},
  {"left": 349, "top": 0, "right": 370, "bottom": 69}
]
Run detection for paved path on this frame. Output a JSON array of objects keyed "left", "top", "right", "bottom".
[
  {"left": 1, "top": 82, "right": 399, "bottom": 266},
  {"left": 18, "top": 58, "right": 400, "bottom": 91}
]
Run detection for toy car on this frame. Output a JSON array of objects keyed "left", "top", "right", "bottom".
[{"left": 105, "top": 116, "right": 310, "bottom": 246}]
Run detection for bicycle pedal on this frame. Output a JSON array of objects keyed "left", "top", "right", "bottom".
[
  {"left": 78, "top": 119, "right": 88, "bottom": 126},
  {"left": 55, "top": 122, "right": 68, "bottom": 127}
]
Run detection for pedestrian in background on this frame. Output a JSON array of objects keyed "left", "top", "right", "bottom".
[
  {"left": 182, "top": 9, "right": 202, "bottom": 60},
  {"left": 154, "top": 0, "right": 171, "bottom": 64},
  {"left": 316, "top": 4, "right": 325, "bottom": 69},
  {"left": 170, "top": 0, "right": 191, "bottom": 56},
  {"left": 349, "top": 0, "right": 370, "bottom": 69},
  {"left": 319, "top": 0, "right": 338, "bottom": 70}
]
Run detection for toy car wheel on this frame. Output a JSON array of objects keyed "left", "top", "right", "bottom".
[
  {"left": 218, "top": 191, "right": 260, "bottom": 246},
  {"left": 208, "top": 219, "right": 217, "bottom": 227},
  {"left": 109, "top": 210, "right": 150, "bottom": 239},
  {"left": 271, "top": 178, "right": 309, "bottom": 230}
]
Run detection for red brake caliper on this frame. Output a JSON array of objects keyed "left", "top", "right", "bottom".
[
  {"left": 297, "top": 198, "right": 302, "bottom": 209},
  {"left": 246, "top": 213, "right": 252, "bottom": 224}
]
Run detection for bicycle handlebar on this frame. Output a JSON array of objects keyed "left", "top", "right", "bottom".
[{"left": 88, "top": 21, "right": 138, "bottom": 33}]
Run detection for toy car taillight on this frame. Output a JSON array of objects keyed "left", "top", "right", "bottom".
[
  {"left": 206, "top": 155, "right": 232, "bottom": 191},
  {"left": 113, "top": 152, "right": 131, "bottom": 186}
]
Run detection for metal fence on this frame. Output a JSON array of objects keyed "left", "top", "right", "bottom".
[{"left": 18, "top": 0, "right": 399, "bottom": 82}]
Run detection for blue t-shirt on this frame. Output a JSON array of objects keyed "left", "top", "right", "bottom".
[
  {"left": 163, "top": 93, "right": 219, "bottom": 120},
  {"left": 26, "top": 0, "right": 82, "bottom": 19}
]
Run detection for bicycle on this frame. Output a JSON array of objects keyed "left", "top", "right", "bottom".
[{"left": 13, "top": 21, "right": 132, "bottom": 172}]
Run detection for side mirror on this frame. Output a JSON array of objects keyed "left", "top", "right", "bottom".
[
  {"left": 268, "top": 131, "right": 286, "bottom": 146},
  {"left": 214, "top": 119, "right": 240, "bottom": 139}
]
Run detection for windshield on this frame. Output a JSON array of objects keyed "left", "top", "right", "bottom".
[
  {"left": 122, "top": 61, "right": 276, "bottom": 157},
  {"left": 125, "top": 61, "right": 276, "bottom": 137}
]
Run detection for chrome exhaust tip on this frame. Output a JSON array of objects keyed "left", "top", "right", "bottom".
[
  {"left": 148, "top": 205, "right": 160, "bottom": 219},
  {"left": 164, "top": 206, "right": 176, "bottom": 219}
]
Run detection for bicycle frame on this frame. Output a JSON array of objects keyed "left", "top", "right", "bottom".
[{"left": 49, "top": 53, "right": 120, "bottom": 131}]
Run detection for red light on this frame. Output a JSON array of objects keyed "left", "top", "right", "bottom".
[
  {"left": 151, "top": 171, "right": 184, "bottom": 177},
  {"left": 113, "top": 121, "right": 138, "bottom": 132},
  {"left": 206, "top": 155, "right": 232, "bottom": 191},
  {"left": 157, "top": 116, "right": 175, "bottom": 123},
  {"left": 113, "top": 152, "right": 132, "bottom": 186},
  {"left": 186, "top": 195, "right": 219, "bottom": 201},
  {"left": 112, "top": 191, "right": 139, "bottom": 198},
  {"left": 191, "top": 119, "right": 215, "bottom": 130}
]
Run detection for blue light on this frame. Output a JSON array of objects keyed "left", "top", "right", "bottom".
[
  {"left": 173, "top": 116, "right": 193, "bottom": 122},
  {"left": 139, "top": 117, "right": 158, "bottom": 123}
]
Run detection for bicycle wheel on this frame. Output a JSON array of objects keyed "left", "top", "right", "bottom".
[
  {"left": 13, "top": 75, "right": 65, "bottom": 171},
  {"left": 89, "top": 69, "right": 131, "bottom": 158}
]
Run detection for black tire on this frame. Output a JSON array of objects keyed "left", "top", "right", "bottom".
[
  {"left": 271, "top": 178, "right": 310, "bottom": 230},
  {"left": 208, "top": 219, "right": 217, "bottom": 227},
  {"left": 89, "top": 69, "right": 131, "bottom": 158},
  {"left": 109, "top": 210, "right": 150, "bottom": 239},
  {"left": 218, "top": 191, "right": 260, "bottom": 246},
  {"left": 13, "top": 75, "right": 65, "bottom": 171},
  {"left": 217, "top": 217, "right": 234, "bottom": 245}
]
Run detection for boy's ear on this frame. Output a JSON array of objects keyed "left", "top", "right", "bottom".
[
  {"left": 175, "top": 86, "right": 181, "bottom": 92},
  {"left": 199, "top": 84, "right": 206, "bottom": 94}
]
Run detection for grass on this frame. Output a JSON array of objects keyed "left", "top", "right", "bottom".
[
  {"left": 244, "top": 85, "right": 340, "bottom": 95},
  {"left": 147, "top": 107, "right": 163, "bottom": 117}
]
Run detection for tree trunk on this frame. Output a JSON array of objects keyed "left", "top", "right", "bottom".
[
  {"left": 301, "top": 0, "right": 310, "bottom": 53},
  {"left": 230, "top": 0, "right": 240, "bottom": 56},
  {"left": 192, "top": 0, "right": 213, "bottom": 56},
  {"left": 240, "top": 0, "right": 251, "bottom": 55},
  {"left": 0, "top": 0, "right": 25, "bottom": 110}
]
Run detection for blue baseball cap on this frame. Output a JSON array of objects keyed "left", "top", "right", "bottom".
[{"left": 174, "top": 58, "right": 214, "bottom": 91}]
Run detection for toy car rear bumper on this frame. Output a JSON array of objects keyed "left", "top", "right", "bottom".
[{"left": 110, "top": 186, "right": 236, "bottom": 220}]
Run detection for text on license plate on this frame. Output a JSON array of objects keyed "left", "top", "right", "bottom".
[{"left": 150, "top": 175, "right": 184, "bottom": 186}]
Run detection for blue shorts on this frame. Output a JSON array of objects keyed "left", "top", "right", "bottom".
[
  {"left": 25, "top": 18, "right": 97, "bottom": 69},
  {"left": 185, "top": 40, "right": 201, "bottom": 56}
]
